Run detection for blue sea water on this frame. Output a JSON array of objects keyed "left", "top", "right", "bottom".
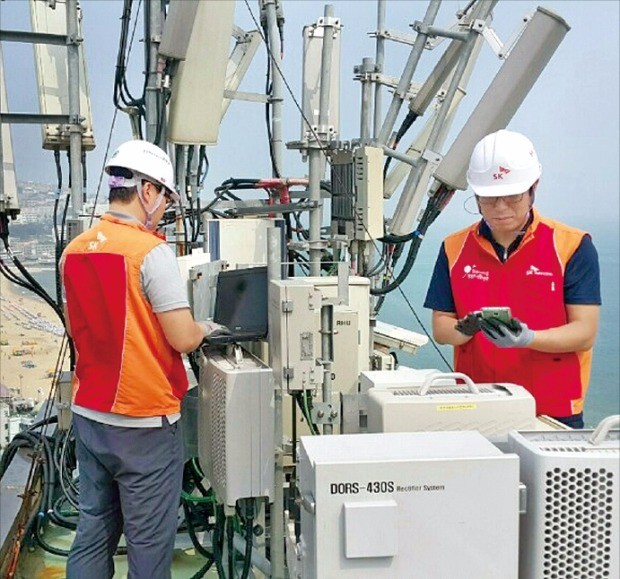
[
  {"left": 379, "top": 218, "right": 620, "bottom": 429},
  {"left": 26, "top": 219, "right": 619, "bottom": 428}
]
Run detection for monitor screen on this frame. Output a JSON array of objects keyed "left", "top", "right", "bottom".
[{"left": 213, "top": 266, "right": 268, "bottom": 337}]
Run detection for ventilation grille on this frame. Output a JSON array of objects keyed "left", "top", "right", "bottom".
[
  {"left": 543, "top": 466, "right": 616, "bottom": 578},
  {"left": 331, "top": 160, "right": 355, "bottom": 223},
  {"left": 539, "top": 446, "right": 620, "bottom": 454},
  {"left": 210, "top": 371, "right": 227, "bottom": 492},
  {"left": 393, "top": 386, "right": 497, "bottom": 396}
]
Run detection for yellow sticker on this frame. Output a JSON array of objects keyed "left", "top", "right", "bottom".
[{"left": 436, "top": 403, "right": 477, "bottom": 412}]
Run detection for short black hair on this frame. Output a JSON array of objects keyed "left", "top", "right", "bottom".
[{"left": 108, "top": 166, "right": 138, "bottom": 204}]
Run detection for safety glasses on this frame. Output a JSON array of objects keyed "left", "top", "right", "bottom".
[
  {"left": 163, "top": 190, "right": 181, "bottom": 209},
  {"left": 476, "top": 192, "right": 525, "bottom": 207}
]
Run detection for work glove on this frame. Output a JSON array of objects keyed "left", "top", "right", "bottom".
[
  {"left": 199, "top": 320, "right": 232, "bottom": 340},
  {"left": 455, "top": 313, "right": 482, "bottom": 337},
  {"left": 480, "top": 317, "right": 535, "bottom": 348}
]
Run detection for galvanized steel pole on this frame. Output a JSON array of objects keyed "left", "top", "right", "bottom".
[
  {"left": 145, "top": 0, "right": 164, "bottom": 146},
  {"left": 376, "top": 0, "right": 441, "bottom": 146},
  {"left": 67, "top": 0, "right": 83, "bottom": 216},
  {"left": 267, "top": 227, "right": 285, "bottom": 579},
  {"left": 309, "top": 5, "right": 336, "bottom": 275},
  {"left": 265, "top": 0, "right": 284, "bottom": 176},
  {"left": 373, "top": 0, "right": 386, "bottom": 139}
]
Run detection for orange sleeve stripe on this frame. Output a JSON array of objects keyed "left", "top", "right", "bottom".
[{"left": 539, "top": 216, "right": 587, "bottom": 274}]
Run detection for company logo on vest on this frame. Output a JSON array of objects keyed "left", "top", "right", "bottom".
[
  {"left": 526, "top": 264, "right": 553, "bottom": 277},
  {"left": 87, "top": 231, "right": 108, "bottom": 251},
  {"left": 462, "top": 264, "right": 489, "bottom": 281}
]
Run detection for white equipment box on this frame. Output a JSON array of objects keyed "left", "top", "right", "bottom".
[
  {"left": 270, "top": 276, "right": 370, "bottom": 394},
  {"left": 366, "top": 371, "right": 536, "bottom": 441},
  {"left": 198, "top": 348, "right": 274, "bottom": 506},
  {"left": 204, "top": 218, "right": 285, "bottom": 268},
  {"left": 294, "top": 431, "right": 520, "bottom": 578},
  {"left": 359, "top": 367, "right": 451, "bottom": 393},
  {"left": 373, "top": 320, "right": 428, "bottom": 355},
  {"left": 302, "top": 276, "right": 371, "bottom": 393},
  {"left": 508, "top": 415, "right": 620, "bottom": 579}
]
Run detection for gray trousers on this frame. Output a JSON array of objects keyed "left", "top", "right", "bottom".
[{"left": 67, "top": 414, "right": 184, "bottom": 579}]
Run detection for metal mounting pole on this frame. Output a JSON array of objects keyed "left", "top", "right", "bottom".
[
  {"left": 308, "top": 5, "right": 336, "bottom": 276},
  {"left": 67, "top": 0, "right": 83, "bottom": 217},
  {"left": 267, "top": 227, "right": 285, "bottom": 579},
  {"left": 373, "top": 0, "right": 386, "bottom": 138},
  {"left": 265, "top": 0, "right": 284, "bottom": 176},
  {"left": 400, "top": 1, "right": 495, "bottom": 207},
  {"left": 376, "top": 0, "right": 441, "bottom": 146},
  {"left": 359, "top": 57, "right": 374, "bottom": 142},
  {"left": 145, "top": 0, "right": 164, "bottom": 146},
  {"left": 320, "top": 303, "right": 334, "bottom": 435}
]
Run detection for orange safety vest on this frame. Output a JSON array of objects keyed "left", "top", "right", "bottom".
[
  {"left": 444, "top": 210, "right": 592, "bottom": 417},
  {"left": 62, "top": 214, "right": 188, "bottom": 417}
]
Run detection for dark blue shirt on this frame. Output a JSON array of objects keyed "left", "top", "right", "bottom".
[{"left": 424, "top": 220, "right": 602, "bottom": 313}]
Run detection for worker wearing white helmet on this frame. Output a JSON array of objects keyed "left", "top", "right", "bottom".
[
  {"left": 424, "top": 130, "right": 601, "bottom": 428},
  {"left": 104, "top": 138, "right": 180, "bottom": 230},
  {"left": 61, "top": 140, "right": 227, "bottom": 578}
]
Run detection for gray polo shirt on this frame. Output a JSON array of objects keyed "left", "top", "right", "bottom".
[{"left": 71, "top": 211, "right": 190, "bottom": 427}]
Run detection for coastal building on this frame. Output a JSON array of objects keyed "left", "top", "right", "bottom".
[{"left": 0, "top": 384, "right": 36, "bottom": 449}]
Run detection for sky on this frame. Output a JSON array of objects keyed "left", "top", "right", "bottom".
[{"left": 1, "top": 0, "right": 619, "bottom": 234}]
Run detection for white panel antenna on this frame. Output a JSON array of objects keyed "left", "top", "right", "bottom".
[
  {"left": 0, "top": 45, "right": 20, "bottom": 217},
  {"left": 433, "top": 7, "right": 570, "bottom": 191},
  {"left": 167, "top": 0, "right": 235, "bottom": 145},
  {"left": 28, "top": 0, "right": 95, "bottom": 151},
  {"left": 300, "top": 17, "right": 341, "bottom": 142}
]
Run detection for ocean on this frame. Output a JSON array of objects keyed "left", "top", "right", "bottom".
[{"left": 26, "top": 220, "right": 619, "bottom": 429}]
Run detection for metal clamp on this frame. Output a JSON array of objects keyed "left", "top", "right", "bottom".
[{"left": 311, "top": 402, "right": 338, "bottom": 424}]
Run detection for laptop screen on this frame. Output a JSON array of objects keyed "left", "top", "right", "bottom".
[{"left": 213, "top": 266, "right": 268, "bottom": 338}]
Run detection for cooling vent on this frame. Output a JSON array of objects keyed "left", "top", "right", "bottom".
[
  {"left": 393, "top": 386, "right": 497, "bottom": 396},
  {"left": 210, "top": 372, "right": 227, "bottom": 492},
  {"left": 543, "top": 466, "right": 615, "bottom": 578},
  {"left": 539, "top": 446, "right": 619, "bottom": 454}
]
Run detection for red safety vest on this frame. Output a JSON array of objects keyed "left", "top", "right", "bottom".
[
  {"left": 444, "top": 210, "right": 592, "bottom": 417},
  {"left": 61, "top": 214, "right": 188, "bottom": 417}
]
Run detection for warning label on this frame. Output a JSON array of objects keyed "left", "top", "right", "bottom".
[{"left": 436, "top": 403, "right": 477, "bottom": 412}]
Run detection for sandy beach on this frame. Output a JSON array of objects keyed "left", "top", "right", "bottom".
[{"left": 0, "top": 273, "right": 70, "bottom": 403}]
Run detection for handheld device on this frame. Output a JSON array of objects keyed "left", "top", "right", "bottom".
[{"left": 479, "top": 307, "right": 512, "bottom": 324}]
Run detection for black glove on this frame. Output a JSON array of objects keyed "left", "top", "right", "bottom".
[
  {"left": 198, "top": 321, "right": 233, "bottom": 345},
  {"left": 455, "top": 313, "right": 482, "bottom": 337},
  {"left": 480, "top": 317, "right": 535, "bottom": 348}
]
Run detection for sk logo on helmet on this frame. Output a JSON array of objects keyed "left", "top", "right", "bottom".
[{"left": 493, "top": 165, "right": 511, "bottom": 180}]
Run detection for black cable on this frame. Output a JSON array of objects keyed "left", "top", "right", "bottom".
[
  {"left": 383, "top": 111, "right": 418, "bottom": 178},
  {"left": 226, "top": 516, "right": 234, "bottom": 579},
  {"left": 52, "top": 150, "right": 62, "bottom": 291},
  {"left": 182, "top": 500, "right": 214, "bottom": 560},
  {"left": 239, "top": 500, "right": 254, "bottom": 579},
  {"left": 3, "top": 250, "right": 64, "bottom": 323},
  {"left": 114, "top": 0, "right": 146, "bottom": 136},
  {"left": 212, "top": 505, "right": 227, "bottom": 578},
  {"left": 186, "top": 147, "right": 196, "bottom": 241},
  {"left": 371, "top": 186, "right": 454, "bottom": 296},
  {"left": 190, "top": 560, "right": 214, "bottom": 579}
]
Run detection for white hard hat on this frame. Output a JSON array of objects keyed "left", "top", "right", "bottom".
[
  {"left": 105, "top": 140, "right": 176, "bottom": 193},
  {"left": 466, "top": 130, "right": 542, "bottom": 197}
]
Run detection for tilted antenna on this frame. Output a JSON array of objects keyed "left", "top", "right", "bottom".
[{"left": 433, "top": 7, "right": 571, "bottom": 192}]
